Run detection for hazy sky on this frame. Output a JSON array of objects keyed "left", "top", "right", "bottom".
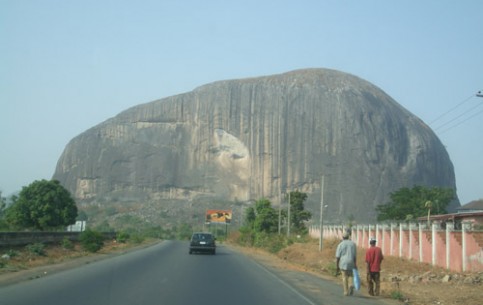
[{"left": 1, "top": 1, "right": 482, "bottom": 205}]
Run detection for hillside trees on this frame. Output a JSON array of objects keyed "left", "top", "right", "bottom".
[
  {"left": 6, "top": 179, "right": 78, "bottom": 230},
  {"left": 0, "top": 191, "right": 6, "bottom": 218},
  {"left": 376, "top": 185, "right": 455, "bottom": 221},
  {"left": 0, "top": 191, "right": 7, "bottom": 230},
  {"left": 238, "top": 192, "right": 312, "bottom": 252},
  {"left": 286, "top": 191, "right": 312, "bottom": 234},
  {"left": 252, "top": 198, "right": 279, "bottom": 233}
]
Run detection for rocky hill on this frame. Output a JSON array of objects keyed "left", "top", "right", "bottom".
[{"left": 53, "top": 68, "right": 459, "bottom": 224}]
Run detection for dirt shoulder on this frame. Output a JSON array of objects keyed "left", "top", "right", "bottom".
[
  {"left": 231, "top": 238, "right": 482, "bottom": 305},
  {"left": 0, "top": 240, "right": 158, "bottom": 287}
]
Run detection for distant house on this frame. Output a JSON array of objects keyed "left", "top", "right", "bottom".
[
  {"left": 456, "top": 199, "right": 483, "bottom": 213},
  {"left": 417, "top": 199, "right": 483, "bottom": 230}
]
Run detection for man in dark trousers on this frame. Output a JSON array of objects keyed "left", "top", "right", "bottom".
[{"left": 365, "top": 237, "right": 383, "bottom": 296}]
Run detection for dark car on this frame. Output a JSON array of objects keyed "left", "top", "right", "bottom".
[{"left": 189, "top": 232, "right": 216, "bottom": 255}]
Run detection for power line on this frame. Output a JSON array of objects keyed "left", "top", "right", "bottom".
[
  {"left": 433, "top": 98, "right": 483, "bottom": 131},
  {"left": 438, "top": 107, "right": 483, "bottom": 134},
  {"left": 429, "top": 94, "right": 474, "bottom": 125},
  {"left": 430, "top": 91, "right": 483, "bottom": 134}
]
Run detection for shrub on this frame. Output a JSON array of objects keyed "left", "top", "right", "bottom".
[
  {"left": 129, "top": 233, "right": 144, "bottom": 244},
  {"left": 116, "top": 231, "right": 130, "bottom": 243},
  {"left": 237, "top": 226, "right": 255, "bottom": 246},
  {"left": 390, "top": 290, "right": 404, "bottom": 300},
  {"left": 26, "top": 243, "right": 46, "bottom": 256},
  {"left": 79, "top": 229, "right": 104, "bottom": 253},
  {"left": 6, "top": 249, "right": 19, "bottom": 258},
  {"left": 327, "top": 262, "right": 339, "bottom": 276},
  {"left": 61, "top": 237, "right": 74, "bottom": 250},
  {"left": 252, "top": 232, "right": 292, "bottom": 253}
]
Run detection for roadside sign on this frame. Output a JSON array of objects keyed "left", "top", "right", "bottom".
[{"left": 205, "top": 209, "right": 232, "bottom": 224}]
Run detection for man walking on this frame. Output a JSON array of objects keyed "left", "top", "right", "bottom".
[
  {"left": 365, "top": 237, "right": 383, "bottom": 296},
  {"left": 335, "top": 231, "right": 357, "bottom": 296}
]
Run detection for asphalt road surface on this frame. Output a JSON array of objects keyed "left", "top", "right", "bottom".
[{"left": 0, "top": 241, "right": 393, "bottom": 305}]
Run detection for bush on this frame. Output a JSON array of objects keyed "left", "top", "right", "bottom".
[
  {"left": 252, "top": 232, "right": 292, "bottom": 253},
  {"left": 5, "top": 249, "right": 19, "bottom": 258},
  {"left": 26, "top": 243, "right": 46, "bottom": 256},
  {"left": 390, "top": 290, "right": 404, "bottom": 301},
  {"left": 237, "top": 226, "right": 255, "bottom": 246},
  {"left": 327, "top": 262, "right": 339, "bottom": 276},
  {"left": 61, "top": 237, "right": 74, "bottom": 250},
  {"left": 79, "top": 229, "right": 104, "bottom": 253},
  {"left": 129, "top": 233, "right": 144, "bottom": 244},
  {"left": 116, "top": 231, "right": 130, "bottom": 243}
]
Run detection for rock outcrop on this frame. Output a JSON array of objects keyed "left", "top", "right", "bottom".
[{"left": 53, "top": 68, "right": 459, "bottom": 222}]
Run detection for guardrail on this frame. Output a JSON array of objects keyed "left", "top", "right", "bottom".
[{"left": 0, "top": 232, "right": 117, "bottom": 247}]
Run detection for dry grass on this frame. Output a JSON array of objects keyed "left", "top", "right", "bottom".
[
  {"left": 232, "top": 236, "right": 483, "bottom": 305},
  {"left": 0, "top": 239, "right": 137, "bottom": 280}
]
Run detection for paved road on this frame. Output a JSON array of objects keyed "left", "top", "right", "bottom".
[{"left": 0, "top": 241, "right": 393, "bottom": 305}]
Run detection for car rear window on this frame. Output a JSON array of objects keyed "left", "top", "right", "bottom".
[{"left": 192, "top": 233, "right": 212, "bottom": 240}]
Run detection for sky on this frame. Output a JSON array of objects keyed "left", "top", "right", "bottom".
[{"left": 1, "top": 1, "right": 482, "bottom": 205}]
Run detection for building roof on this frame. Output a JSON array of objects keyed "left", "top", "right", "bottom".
[
  {"left": 457, "top": 199, "right": 483, "bottom": 212},
  {"left": 417, "top": 211, "right": 483, "bottom": 222}
]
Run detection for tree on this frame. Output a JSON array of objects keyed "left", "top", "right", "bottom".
[
  {"left": 6, "top": 180, "right": 78, "bottom": 230},
  {"left": 252, "top": 198, "right": 278, "bottom": 233},
  {"left": 0, "top": 191, "right": 8, "bottom": 230},
  {"left": 0, "top": 191, "right": 6, "bottom": 217},
  {"left": 286, "top": 191, "right": 312, "bottom": 234},
  {"left": 376, "top": 185, "right": 455, "bottom": 222},
  {"left": 243, "top": 206, "right": 256, "bottom": 228}
]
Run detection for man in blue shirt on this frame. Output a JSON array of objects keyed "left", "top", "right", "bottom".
[{"left": 335, "top": 230, "right": 357, "bottom": 296}]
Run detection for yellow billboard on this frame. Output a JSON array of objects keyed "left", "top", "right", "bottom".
[{"left": 206, "top": 209, "right": 232, "bottom": 224}]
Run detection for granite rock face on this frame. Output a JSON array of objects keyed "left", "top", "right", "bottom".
[{"left": 53, "top": 68, "right": 459, "bottom": 222}]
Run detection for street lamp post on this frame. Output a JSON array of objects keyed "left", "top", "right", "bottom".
[{"left": 319, "top": 175, "right": 325, "bottom": 251}]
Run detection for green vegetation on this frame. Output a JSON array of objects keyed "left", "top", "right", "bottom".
[
  {"left": 5, "top": 249, "right": 19, "bottom": 258},
  {"left": 250, "top": 198, "right": 279, "bottom": 234},
  {"left": 116, "top": 231, "right": 130, "bottom": 243},
  {"left": 0, "top": 191, "right": 6, "bottom": 215},
  {"left": 237, "top": 191, "right": 311, "bottom": 253},
  {"left": 5, "top": 180, "right": 78, "bottom": 231},
  {"left": 390, "top": 290, "right": 405, "bottom": 301},
  {"left": 326, "top": 261, "right": 339, "bottom": 276},
  {"left": 0, "top": 191, "right": 9, "bottom": 230},
  {"left": 376, "top": 185, "right": 455, "bottom": 222},
  {"left": 61, "top": 237, "right": 75, "bottom": 250},
  {"left": 286, "top": 191, "right": 312, "bottom": 235},
  {"left": 79, "top": 229, "right": 104, "bottom": 253},
  {"left": 26, "top": 243, "right": 46, "bottom": 256},
  {"left": 175, "top": 223, "right": 194, "bottom": 240}
]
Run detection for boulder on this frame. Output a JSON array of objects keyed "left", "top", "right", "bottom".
[{"left": 53, "top": 68, "right": 459, "bottom": 222}]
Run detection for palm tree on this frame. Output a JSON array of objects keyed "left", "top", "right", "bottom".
[{"left": 424, "top": 200, "right": 432, "bottom": 228}]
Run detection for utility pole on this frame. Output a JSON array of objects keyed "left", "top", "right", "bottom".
[
  {"left": 319, "top": 175, "right": 325, "bottom": 251},
  {"left": 277, "top": 102, "right": 282, "bottom": 235},
  {"left": 278, "top": 192, "right": 282, "bottom": 234},
  {"left": 287, "top": 191, "right": 291, "bottom": 237}
]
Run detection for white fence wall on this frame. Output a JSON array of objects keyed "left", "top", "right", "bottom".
[{"left": 309, "top": 223, "right": 483, "bottom": 272}]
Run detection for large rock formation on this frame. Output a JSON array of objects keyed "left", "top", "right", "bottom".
[{"left": 53, "top": 68, "right": 459, "bottom": 223}]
